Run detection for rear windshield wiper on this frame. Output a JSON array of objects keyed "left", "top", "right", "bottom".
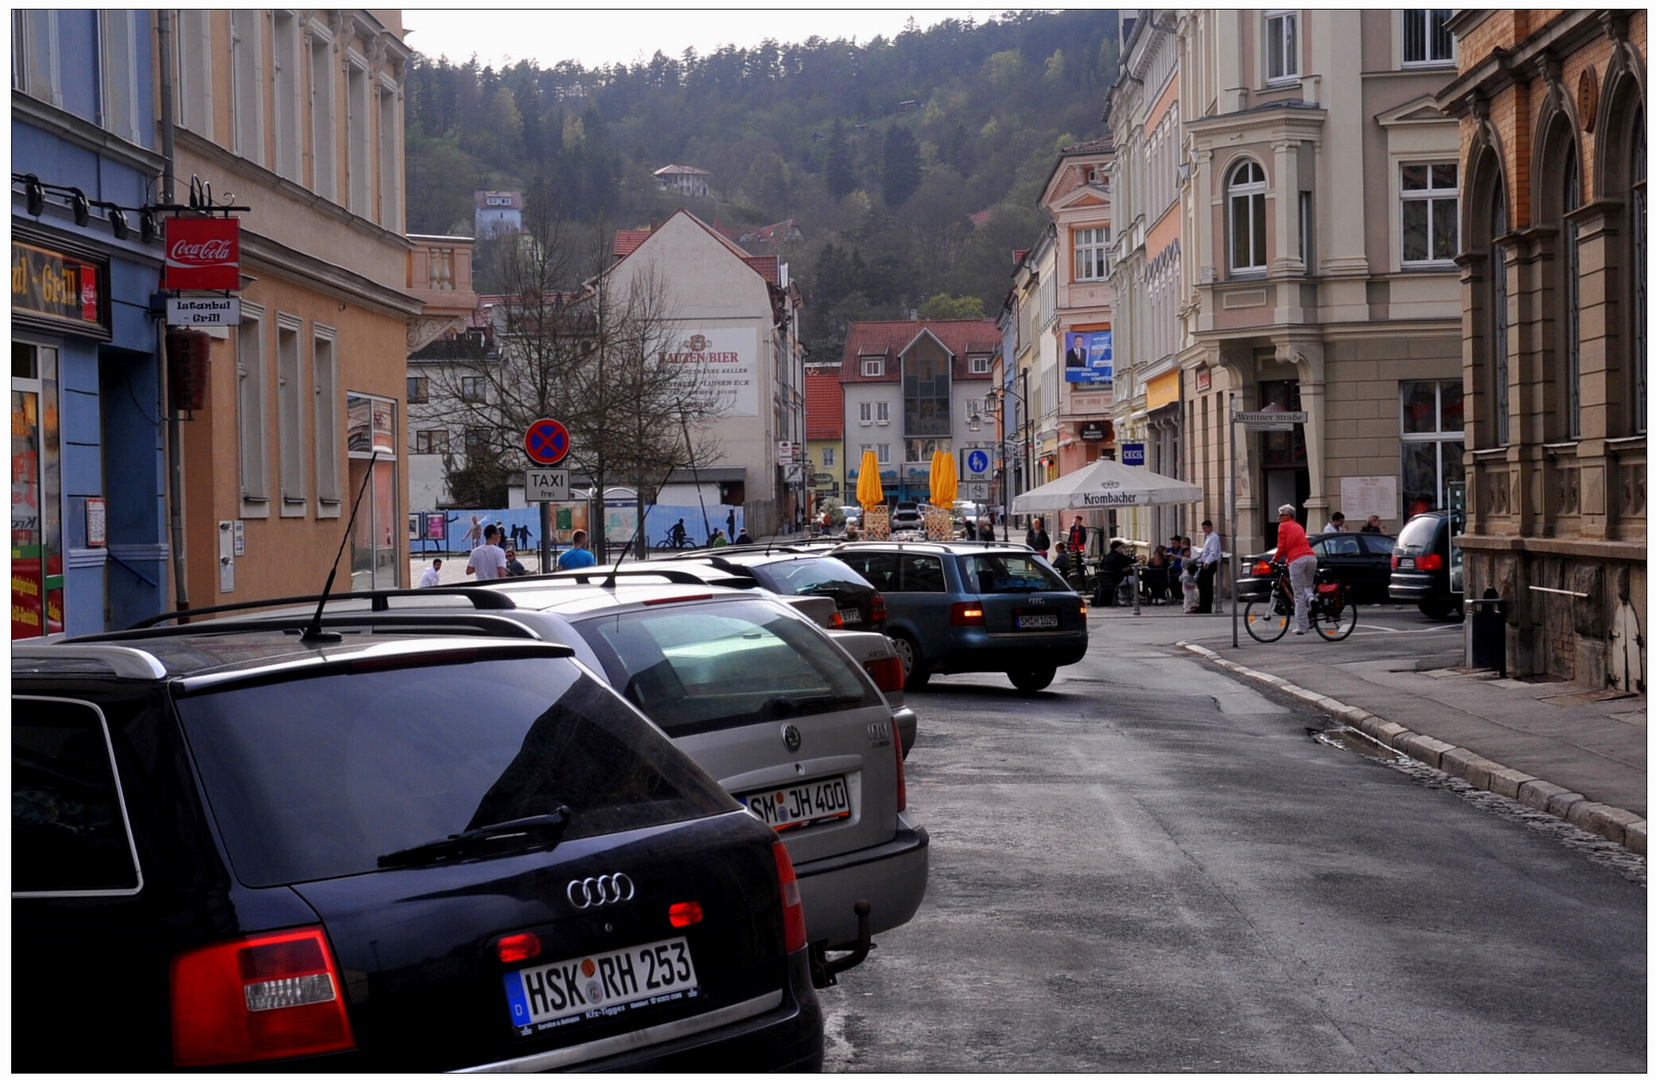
[{"left": 377, "top": 807, "right": 572, "bottom": 869}]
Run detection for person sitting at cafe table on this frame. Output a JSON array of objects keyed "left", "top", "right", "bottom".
[{"left": 1095, "top": 540, "right": 1136, "bottom": 606}]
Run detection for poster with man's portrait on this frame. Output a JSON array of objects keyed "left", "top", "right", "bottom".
[{"left": 1064, "top": 329, "right": 1113, "bottom": 383}]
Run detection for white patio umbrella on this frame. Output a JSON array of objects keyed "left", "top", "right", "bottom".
[{"left": 1011, "top": 457, "right": 1202, "bottom": 514}]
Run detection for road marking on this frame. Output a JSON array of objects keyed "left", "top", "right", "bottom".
[{"left": 1356, "top": 623, "right": 1461, "bottom": 635}]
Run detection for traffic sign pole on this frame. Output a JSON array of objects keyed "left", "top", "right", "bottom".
[{"left": 524, "top": 419, "right": 572, "bottom": 570}]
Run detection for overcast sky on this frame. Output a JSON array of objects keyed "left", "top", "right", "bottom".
[{"left": 401, "top": 8, "right": 1013, "bottom": 69}]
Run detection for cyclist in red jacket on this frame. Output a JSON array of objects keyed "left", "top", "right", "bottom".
[{"left": 1276, "top": 503, "right": 1317, "bottom": 635}]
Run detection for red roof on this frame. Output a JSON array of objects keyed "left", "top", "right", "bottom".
[
  {"left": 839, "top": 320, "right": 999, "bottom": 383},
  {"left": 613, "top": 229, "right": 652, "bottom": 257},
  {"left": 804, "top": 365, "right": 844, "bottom": 439},
  {"left": 743, "top": 255, "right": 779, "bottom": 284}
]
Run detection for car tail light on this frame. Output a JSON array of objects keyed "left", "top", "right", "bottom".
[
  {"left": 771, "top": 842, "right": 807, "bottom": 953},
  {"left": 1414, "top": 554, "right": 1443, "bottom": 571},
  {"left": 1391, "top": 554, "right": 1400, "bottom": 569},
  {"left": 171, "top": 926, "right": 355, "bottom": 1067},
  {"left": 864, "top": 654, "right": 905, "bottom": 694},
  {"left": 1253, "top": 561, "right": 1273, "bottom": 576},
  {"left": 950, "top": 602, "right": 985, "bottom": 626},
  {"left": 668, "top": 901, "right": 703, "bottom": 928},
  {"left": 828, "top": 609, "right": 845, "bottom": 628},
  {"left": 870, "top": 594, "right": 887, "bottom": 628},
  {"left": 893, "top": 721, "right": 907, "bottom": 812},
  {"left": 495, "top": 933, "right": 542, "bottom": 965},
  {"left": 1079, "top": 602, "right": 1088, "bottom": 618}
]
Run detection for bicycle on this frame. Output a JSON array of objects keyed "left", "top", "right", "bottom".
[{"left": 1243, "top": 561, "right": 1358, "bottom": 642}]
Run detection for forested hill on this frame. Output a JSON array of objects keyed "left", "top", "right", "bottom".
[{"left": 403, "top": 10, "right": 1119, "bottom": 361}]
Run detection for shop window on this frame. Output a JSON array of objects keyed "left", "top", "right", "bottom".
[
  {"left": 1400, "top": 380, "right": 1464, "bottom": 518},
  {"left": 12, "top": 342, "right": 63, "bottom": 638}
]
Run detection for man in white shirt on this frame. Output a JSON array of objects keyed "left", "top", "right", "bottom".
[
  {"left": 1196, "top": 519, "right": 1222, "bottom": 613},
  {"left": 1323, "top": 512, "right": 1347, "bottom": 533},
  {"left": 466, "top": 526, "right": 507, "bottom": 580},
  {"left": 418, "top": 558, "right": 443, "bottom": 588}
]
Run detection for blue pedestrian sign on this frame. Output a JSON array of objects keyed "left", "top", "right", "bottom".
[
  {"left": 965, "top": 449, "right": 991, "bottom": 479},
  {"left": 524, "top": 418, "right": 570, "bottom": 465},
  {"left": 1121, "top": 442, "right": 1146, "bottom": 466}
]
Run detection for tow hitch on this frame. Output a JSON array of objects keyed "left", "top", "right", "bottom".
[{"left": 809, "top": 899, "right": 873, "bottom": 988}]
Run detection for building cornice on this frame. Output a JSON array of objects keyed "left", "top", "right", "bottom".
[
  {"left": 241, "top": 233, "right": 424, "bottom": 319},
  {"left": 13, "top": 93, "right": 166, "bottom": 178},
  {"left": 1436, "top": 10, "right": 1607, "bottom": 118}
]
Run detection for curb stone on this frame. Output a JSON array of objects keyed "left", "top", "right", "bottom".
[{"left": 1174, "top": 641, "right": 1647, "bottom": 856}]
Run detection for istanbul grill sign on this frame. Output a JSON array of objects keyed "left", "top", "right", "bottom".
[{"left": 164, "top": 216, "right": 241, "bottom": 291}]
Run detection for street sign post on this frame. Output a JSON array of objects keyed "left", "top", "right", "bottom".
[
  {"left": 524, "top": 418, "right": 570, "bottom": 465},
  {"left": 524, "top": 419, "right": 571, "bottom": 567},
  {"left": 1235, "top": 410, "right": 1307, "bottom": 431},
  {"left": 962, "top": 448, "right": 991, "bottom": 482},
  {"left": 525, "top": 468, "right": 570, "bottom": 502}
]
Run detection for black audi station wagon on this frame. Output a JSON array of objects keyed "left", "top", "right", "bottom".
[{"left": 12, "top": 631, "right": 822, "bottom": 1071}]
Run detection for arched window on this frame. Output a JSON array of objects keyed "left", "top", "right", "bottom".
[
  {"left": 1634, "top": 110, "right": 1646, "bottom": 433},
  {"left": 1228, "top": 160, "right": 1267, "bottom": 272},
  {"left": 1489, "top": 175, "right": 1510, "bottom": 447},
  {"left": 1563, "top": 141, "right": 1582, "bottom": 440}
]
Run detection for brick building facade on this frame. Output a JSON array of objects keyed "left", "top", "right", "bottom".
[{"left": 1437, "top": 10, "right": 1646, "bottom": 691}]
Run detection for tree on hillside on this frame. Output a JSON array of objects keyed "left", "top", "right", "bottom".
[
  {"left": 916, "top": 293, "right": 986, "bottom": 320},
  {"left": 881, "top": 126, "right": 922, "bottom": 208},
  {"left": 825, "top": 118, "right": 855, "bottom": 198}
]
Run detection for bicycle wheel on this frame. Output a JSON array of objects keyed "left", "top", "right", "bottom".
[
  {"left": 1244, "top": 598, "right": 1291, "bottom": 642},
  {"left": 1314, "top": 589, "right": 1358, "bottom": 641}
]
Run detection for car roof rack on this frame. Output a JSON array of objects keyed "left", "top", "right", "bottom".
[
  {"left": 12, "top": 642, "right": 169, "bottom": 680},
  {"left": 540, "top": 566, "right": 758, "bottom": 588},
  {"left": 112, "top": 587, "right": 522, "bottom": 632}
]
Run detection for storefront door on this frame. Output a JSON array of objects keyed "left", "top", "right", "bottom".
[{"left": 13, "top": 342, "right": 63, "bottom": 637}]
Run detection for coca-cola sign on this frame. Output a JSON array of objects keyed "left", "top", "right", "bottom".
[{"left": 164, "top": 216, "right": 241, "bottom": 291}]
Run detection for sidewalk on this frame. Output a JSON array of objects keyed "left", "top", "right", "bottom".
[{"left": 1088, "top": 602, "right": 1648, "bottom": 855}]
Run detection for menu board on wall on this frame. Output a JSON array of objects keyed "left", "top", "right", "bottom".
[{"left": 12, "top": 239, "right": 110, "bottom": 338}]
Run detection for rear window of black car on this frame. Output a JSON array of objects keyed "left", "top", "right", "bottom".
[
  {"left": 962, "top": 553, "right": 1068, "bottom": 593},
  {"left": 175, "top": 658, "right": 733, "bottom": 887},
  {"left": 572, "top": 599, "right": 877, "bottom": 737},
  {"left": 1394, "top": 515, "right": 1441, "bottom": 555}
]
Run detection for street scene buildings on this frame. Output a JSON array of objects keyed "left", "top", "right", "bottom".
[{"left": 11, "top": 8, "right": 1643, "bottom": 691}]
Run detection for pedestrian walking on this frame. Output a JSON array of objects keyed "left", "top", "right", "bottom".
[
  {"left": 1277, "top": 504, "right": 1318, "bottom": 635},
  {"left": 463, "top": 515, "right": 482, "bottom": 551},
  {"left": 669, "top": 518, "right": 688, "bottom": 548},
  {"left": 1196, "top": 520, "right": 1221, "bottom": 613},
  {"left": 1052, "top": 541, "right": 1071, "bottom": 576},
  {"left": 555, "top": 529, "right": 596, "bottom": 570},
  {"left": 418, "top": 558, "right": 443, "bottom": 588},
  {"left": 465, "top": 526, "right": 507, "bottom": 580}
]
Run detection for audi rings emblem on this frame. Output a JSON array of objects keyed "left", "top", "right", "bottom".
[{"left": 567, "top": 873, "right": 636, "bottom": 909}]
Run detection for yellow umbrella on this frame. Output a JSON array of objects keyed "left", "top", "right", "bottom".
[
  {"left": 928, "top": 450, "right": 945, "bottom": 505},
  {"left": 936, "top": 451, "right": 958, "bottom": 506},
  {"left": 857, "top": 449, "right": 884, "bottom": 509}
]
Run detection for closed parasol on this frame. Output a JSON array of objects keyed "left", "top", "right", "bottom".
[{"left": 856, "top": 449, "right": 885, "bottom": 509}]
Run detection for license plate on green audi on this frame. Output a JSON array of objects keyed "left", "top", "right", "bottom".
[
  {"left": 741, "top": 776, "right": 850, "bottom": 830},
  {"left": 504, "top": 937, "right": 698, "bottom": 1035}
]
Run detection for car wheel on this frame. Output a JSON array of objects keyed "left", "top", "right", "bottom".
[
  {"left": 1418, "top": 598, "right": 1462, "bottom": 621},
  {"left": 1008, "top": 667, "right": 1055, "bottom": 694},
  {"left": 888, "top": 632, "right": 930, "bottom": 690}
]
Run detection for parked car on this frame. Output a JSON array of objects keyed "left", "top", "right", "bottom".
[
  {"left": 890, "top": 502, "right": 924, "bottom": 533},
  {"left": 830, "top": 540, "right": 1089, "bottom": 693},
  {"left": 1234, "top": 531, "right": 1398, "bottom": 604},
  {"left": 13, "top": 630, "right": 823, "bottom": 1071},
  {"left": 665, "top": 549, "right": 888, "bottom": 631},
  {"left": 1389, "top": 509, "right": 1464, "bottom": 620},
  {"left": 193, "top": 579, "right": 928, "bottom": 977}
]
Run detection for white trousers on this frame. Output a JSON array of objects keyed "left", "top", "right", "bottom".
[{"left": 1288, "top": 554, "right": 1319, "bottom": 632}]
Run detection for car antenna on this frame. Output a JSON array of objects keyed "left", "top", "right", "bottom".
[
  {"left": 300, "top": 452, "right": 378, "bottom": 644},
  {"left": 601, "top": 462, "right": 678, "bottom": 590}
]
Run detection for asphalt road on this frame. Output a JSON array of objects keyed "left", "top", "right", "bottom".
[{"left": 821, "top": 615, "right": 1647, "bottom": 1072}]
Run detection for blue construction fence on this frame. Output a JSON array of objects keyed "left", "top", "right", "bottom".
[{"left": 410, "top": 504, "right": 746, "bottom": 555}]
